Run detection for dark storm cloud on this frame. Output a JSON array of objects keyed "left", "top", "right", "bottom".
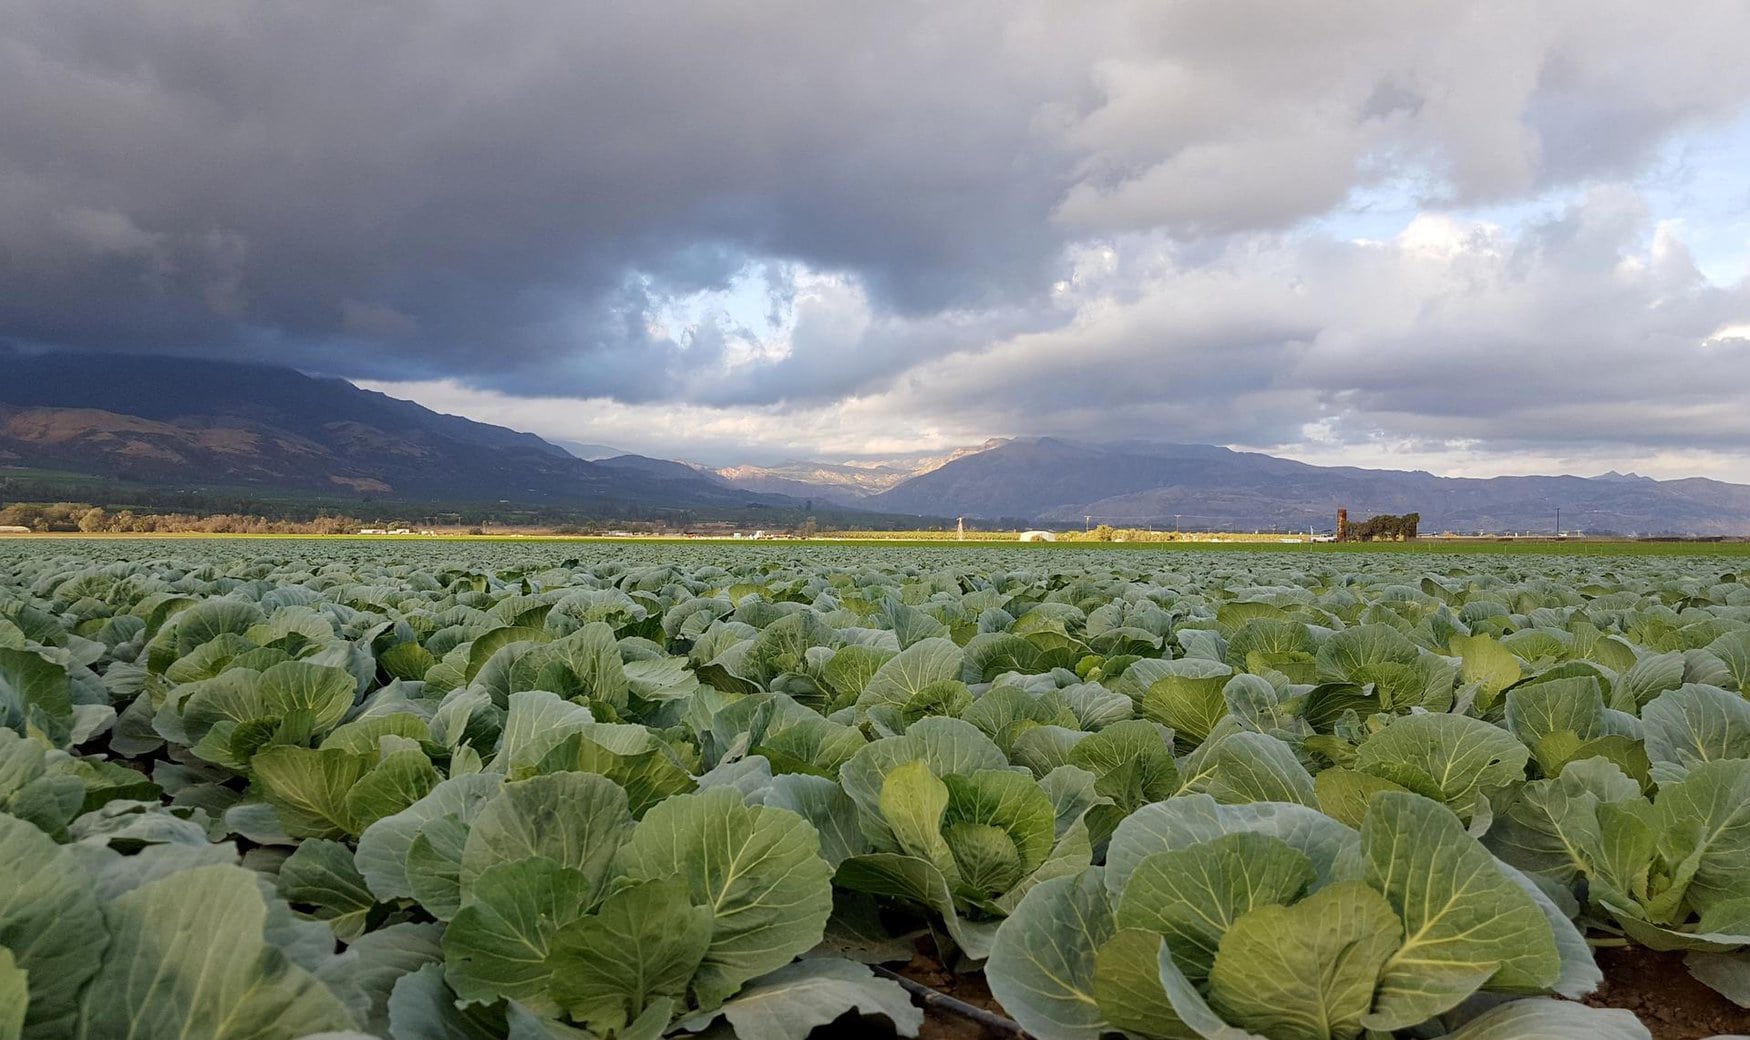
[
  {"left": 0, "top": 1, "right": 1090, "bottom": 395},
  {"left": 3, "top": 0, "right": 1750, "bottom": 438}
]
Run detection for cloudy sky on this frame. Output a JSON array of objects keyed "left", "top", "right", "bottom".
[{"left": 6, "top": 2, "right": 1750, "bottom": 476}]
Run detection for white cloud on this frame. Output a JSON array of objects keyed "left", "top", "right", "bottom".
[{"left": 368, "top": 185, "right": 1750, "bottom": 478}]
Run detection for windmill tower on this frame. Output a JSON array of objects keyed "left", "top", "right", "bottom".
[{"left": 957, "top": 517, "right": 965, "bottom": 541}]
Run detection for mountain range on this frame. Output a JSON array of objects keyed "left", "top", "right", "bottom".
[
  {"left": 5, "top": 350, "right": 1750, "bottom": 535},
  {"left": 710, "top": 441, "right": 1010, "bottom": 505},
  {"left": 0, "top": 350, "right": 844, "bottom": 520},
  {"left": 846, "top": 437, "right": 1750, "bottom": 535}
]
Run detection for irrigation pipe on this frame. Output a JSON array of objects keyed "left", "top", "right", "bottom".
[{"left": 870, "top": 965, "right": 1033, "bottom": 1038}]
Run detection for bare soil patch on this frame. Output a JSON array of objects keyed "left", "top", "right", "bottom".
[{"left": 1584, "top": 944, "right": 1750, "bottom": 1040}]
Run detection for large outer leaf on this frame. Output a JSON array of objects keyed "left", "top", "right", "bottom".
[
  {"left": 1685, "top": 950, "right": 1750, "bottom": 1007},
  {"left": 344, "top": 748, "right": 442, "bottom": 831},
  {"left": 1206, "top": 881, "right": 1402, "bottom": 1040},
  {"left": 1447, "top": 633, "right": 1521, "bottom": 700},
  {"left": 1497, "top": 861, "right": 1603, "bottom": 998},
  {"left": 255, "top": 660, "right": 358, "bottom": 733},
  {"left": 1117, "top": 832, "right": 1315, "bottom": 982},
  {"left": 760, "top": 772, "right": 868, "bottom": 869},
  {"left": 355, "top": 772, "right": 504, "bottom": 901},
  {"left": 1356, "top": 793, "right": 1558, "bottom": 1029},
  {"left": 252, "top": 746, "right": 374, "bottom": 839},
  {"left": 840, "top": 716, "right": 1009, "bottom": 848},
  {"left": 1106, "top": 795, "right": 1356, "bottom": 897},
  {"left": 1705, "top": 630, "right": 1750, "bottom": 691},
  {"left": 1313, "top": 768, "right": 1414, "bottom": 829},
  {"left": 880, "top": 760, "right": 960, "bottom": 884},
  {"left": 1353, "top": 712, "right": 1527, "bottom": 819},
  {"left": 686, "top": 959, "right": 923, "bottom": 1040},
  {"left": 1140, "top": 660, "right": 1233, "bottom": 745},
  {"left": 0, "top": 648, "right": 72, "bottom": 744},
  {"left": 458, "top": 772, "right": 633, "bottom": 897},
  {"left": 615, "top": 787, "right": 833, "bottom": 1007},
  {"left": 442, "top": 858, "right": 595, "bottom": 1013},
  {"left": 1178, "top": 731, "right": 1317, "bottom": 807},
  {"left": 1653, "top": 758, "right": 1750, "bottom": 915},
  {"left": 1504, "top": 675, "right": 1609, "bottom": 773},
  {"left": 1092, "top": 929, "right": 1195, "bottom": 1040},
  {"left": 407, "top": 814, "right": 472, "bottom": 920},
  {"left": 859, "top": 638, "right": 965, "bottom": 710},
  {"left": 1641, "top": 683, "right": 1750, "bottom": 786},
  {"left": 491, "top": 691, "right": 595, "bottom": 774},
  {"left": 276, "top": 838, "right": 377, "bottom": 939},
  {"left": 548, "top": 878, "right": 711, "bottom": 1034},
  {"left": 0, "top": 947, "right": 23, "bottom": 1040},
  {"left": 831, "top": 852, "right": 1002, "bottom": 960},
  {"left": 77, "top": 864, "right": 355, "bottom": 1040},
  {"left": 0, "top": 728, "right": 82, "bottom": 837},
  {"left": 1616, "top": 652, "right": 1688, "bottom": 711},
  {"left": 1317, "top": 624, "right": 1420, "bottom": 683},
  {"left": 316, "top": 922, "right": 445, "bottom": 1037},
  {"left": 1433, "top": 999, "right": 1650, "bottom": 1040},
  {"left": 1485, "top": 757, "right": 1641, "bottom": 886},
  {"left": 386, "top": 963, "right": 503, "bottom": 1040},
  {"left": 0, "top": 813, "right": 105, "bottom": 1040},
  {"left": 986, "top": 868, "right": 1114, "bottom": 1040}
]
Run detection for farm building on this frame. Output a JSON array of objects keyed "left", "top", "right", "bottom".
[{"left": 1018, "top": 530, "right": 1056, "bottom": 542}]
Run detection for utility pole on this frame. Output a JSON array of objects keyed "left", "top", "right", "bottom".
[
  {"left": 1085, "top": 515, "right": 1092, "bottom": 532},
  {"left": 1555, "top": 507, "right": 1561, "bottom": 538},
  {"left": 956, "top": 517, "right": 965, "bottom": 542}
]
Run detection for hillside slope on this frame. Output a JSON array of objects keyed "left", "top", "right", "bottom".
[
  {"left": 868, "top": 437, "right": 1750, "bottom": 535},
  {"left": 712, "top": 440, "right": 1012, "bottom": 504},
  {"left": 0, "top": 350, "right": 800, "bottom": 513}
]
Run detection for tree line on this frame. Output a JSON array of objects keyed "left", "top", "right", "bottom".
[
  {"left": 1341, "top": 512, "right": 1421, "bottom": 541},
  {"left": 0, "top": 502, "right": 367, "bottom": 534}
]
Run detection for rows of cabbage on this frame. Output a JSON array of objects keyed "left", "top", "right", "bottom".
[{"left": 5, "top": 544, "right": 1750, "bottom": 1040}]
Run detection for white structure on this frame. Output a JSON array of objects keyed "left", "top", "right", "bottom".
[{"left": 1019, "top": 530, "right": 1056, "bottom": 542}]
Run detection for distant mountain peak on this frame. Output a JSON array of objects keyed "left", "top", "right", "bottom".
[
  {"left": 711, "top": 441, "right": 1010, "bottom": 502},
  {"left": 866, "top": 437, "right": 1750, "bottom": 535},
  {"left": 0, "top": 350, "right": 843, "bottom": 518},
  {"left": 552, "top": 440, "right": 629, "bottom": 461}
]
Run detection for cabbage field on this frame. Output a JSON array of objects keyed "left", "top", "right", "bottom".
[{"left": 5, "top": 539, "right": 1750, "bottom": 1040}]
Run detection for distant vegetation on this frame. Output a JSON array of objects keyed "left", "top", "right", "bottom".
[
  {"left": 1341, "top": 512, "right": 1421, "bottom": 542},
  {"left": 0, "top": 501, "right": 369, "bottom": 534}
]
